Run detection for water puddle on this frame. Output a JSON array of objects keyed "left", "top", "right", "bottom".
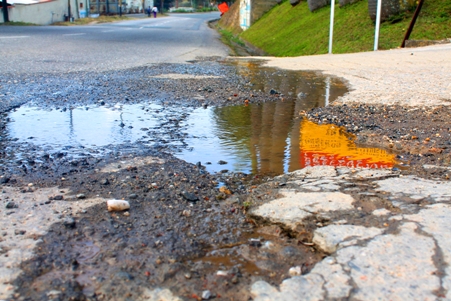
[
  {"left": 2, "top": 62, "right": 398, "bottom": 176},
  {"left": 300, "top": 118, "right": 396, "bottom": 169},
  {"left": 7, "top": 103, "right": 162, "bottom": 148}
]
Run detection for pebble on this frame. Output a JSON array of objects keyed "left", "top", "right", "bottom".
[
  {"left": 5, "top": 201, "right": 18, "bottom": 209},
  {"left": 76, "top": 194, "right": 86, "bottom": 199},
  {"left": 107, "top": 199, "right": 130, "bottom": 212},
  {"left": 202, "top": 290, "right": 212, "bottom": 300},
  {"left": 181, "top": 191, "right": 198, "bottom": 202},
  {"left": 63, "top": 217, "right": 76, "bottom": 228},
  {"left": 288, "top": 266, "right": 302, "bottom": 276}
]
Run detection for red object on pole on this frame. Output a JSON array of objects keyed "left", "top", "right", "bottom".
[{"left": 218, "top": 2, "right": 228, "bottom": 16}]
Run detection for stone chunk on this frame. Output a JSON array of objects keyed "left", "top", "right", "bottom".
[
  {"left": 307, "top": 0, "right": 330, "bottom": 12},
  {"left": 335, "top": 223, "right": 439, "bottom": 300},
  {"left": 404, "top": 204, "right": 451, "bottom": 299},
  {"left": 251, "top": 274, "right": 324, "bottom": 301},
  {"left": 107, "top": 199, "right": 130, "bottom": 212},
  {"left": 250, "top": 191, "right": 355, "bottom": 230},
  {"left": 141, "top": 287, "right": 182, "bottom": 301},
  {"left": 313, "top": 224, "right": 383, "bottom": 253},
  {"left": 376, "top": 176, "right": 451, "bottom": 201},
  {"left": 290, "top": 166, "right": 337, "bottom": 179}
]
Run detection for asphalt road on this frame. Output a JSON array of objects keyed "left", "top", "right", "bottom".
[{"left": 0, "top": 12, "right": 229, "bottom": 74}]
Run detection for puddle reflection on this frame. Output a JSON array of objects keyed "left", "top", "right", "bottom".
[
  {"left": 300, "top": 119, "right": 396, "bottom": 169},
  {"left": 178, "top": 104, "right": 397, "bottom": 175},
  {"left": 4, "top": 62, "right": 396, "bottom": 176},
  {"left": 7, "top": 104, "right": 161, "bottom": 148}
]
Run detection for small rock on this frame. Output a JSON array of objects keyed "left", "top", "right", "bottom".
[
  {"left": 63, "top": 217, "right": 76, "bottom": 228},
  {"left": 0, "top": 177, "right": 10, "bottom": 184},
  {"left": 219, "top": 186, "right": 232, "bottom": 195},
  {"left": 14, "top": 229, "right": 26, "bottom": 235},
  {"left": 202, "top": 290, "right": 212, "bottom": 300},
  {"left": 101, "top": 179, "right": 110, "bottom": 185},
  {"left": 249, "top": 238, "right": 262, "bottom": 247},
  {"left": 76, "top": 194, "right": 86, "bottom": 199},
  {"left": 181, "top": 191, "right": 198, "bottom": 202},
  {"left": 107, "top": 199, "right": 130, "bottom": 212},
  {"left": 129, "top": 193, "right": 138, "bottom": 199},
  {"left": 116, "top": 271, "right": 134, "bottom": 280},
  {"left": 218, "top": 160, "right": 228, "bottom": 165},
  {"left": 216, "top": 270, "right": 228, "bottom": 276},
  {"left": 288, "top": 266, "right": 302, "bottom": 276},
  {"left": 5, "top": 201, "right": 18, "bottom": 209}
]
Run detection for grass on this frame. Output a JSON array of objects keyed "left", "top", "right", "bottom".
[
  {"left": 52, "top": 15, "right": 136, "bottom": 26},
  {"left": 238, "top": 0, "right": 451, "bottom": 56},
  {"left": 219, "top": 28, "right": 245, "bottom": 47},
  {"left": 170, "top": 7, "right": 218, "bottom": 13},
  {"left": 0, "top": 21, "right": 38, "bottom": 25}
]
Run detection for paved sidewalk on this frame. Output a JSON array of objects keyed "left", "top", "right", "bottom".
[
  {"left": 249, "top": 166, "right": 451, "bottom": 300},
  {"left": 262, "top": 43, "right": 451, "bottom": 107},
  {"left": 246, "top": 43, "right": 451, "bottom": 300}
]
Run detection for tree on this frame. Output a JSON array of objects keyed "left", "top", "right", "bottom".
[{"left": 2, "top": 0, "right": 10, "bottom": 22}]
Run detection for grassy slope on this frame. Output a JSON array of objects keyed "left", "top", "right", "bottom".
[{"left": 239, "top": 0, "right": 451, "bottom": 56}]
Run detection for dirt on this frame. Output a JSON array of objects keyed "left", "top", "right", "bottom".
[
  {"left": 1, "top": 58, "right": 450, "bottom": 300},
  {"left": 306, "top": 103, "right": 451, "bottom": 179},
  {"left": 0, "top": 61, "right": 323, "bottom": 301}
]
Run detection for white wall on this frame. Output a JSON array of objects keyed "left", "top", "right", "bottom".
[{"left": 0, "top": 0, "right": 77, "bottom": 25}]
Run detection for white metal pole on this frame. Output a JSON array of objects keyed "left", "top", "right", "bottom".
[
  {"left": 325, "top": 77, "right": 331, "bottom": 106},
  {"left": 328, "top": 0, "right": 335, "bottom": 54},
  {"left": 374, "top": 0, "right": 382, "bottom": 51}
]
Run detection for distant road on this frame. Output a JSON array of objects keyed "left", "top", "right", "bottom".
[{"left": 0, "top": 12, "right": 229, "bottom": 74}]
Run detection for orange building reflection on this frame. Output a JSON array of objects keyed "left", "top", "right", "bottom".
[{"left": 300, "top": 118, "right": 396, "bottom": 169}]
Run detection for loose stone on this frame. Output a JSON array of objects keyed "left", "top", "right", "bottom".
[
  {"left": 107, "top": 199, "right": 130, "bottom": 212},
  {"left": 202, "top": 290, "right": 212, "bottom": 300}
]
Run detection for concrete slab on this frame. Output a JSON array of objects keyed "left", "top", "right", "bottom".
[
  {"left": 405, "top": 204, "right": 451, "bottom": 299},
  {"left": 313, "top": 224, "right": 383, "bottom": 253},
  {"left": 375, "top": 176, "right": 451, "bottom": 201},
  {"left": 250, "top": 191, "right": 355, "bottom": 230}
]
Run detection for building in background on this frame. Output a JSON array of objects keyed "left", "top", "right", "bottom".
[{"left": 1, "top": 0, "right": 77, "bottom": 24}]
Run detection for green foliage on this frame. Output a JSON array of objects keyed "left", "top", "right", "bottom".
[
  {"left": 240, "top": 0, "right": 451, "bottom": 56},
  {"left": 219, "top": 28, "right": 245, "bottom": 47},
  {"left": 196, "top": 7, "right": 218, "bottom": 12},
  {"left": 52, "top": 15, "right": 134, "bottom": 26},
  {"left": 170, "top": 8, "right": 195, "bottom": 13},
  {"left": 243, "top": 201, "right": 251, "bottom": 209},
  {"left": 0, "top": 21, "right": 37, "bottom": 25}
]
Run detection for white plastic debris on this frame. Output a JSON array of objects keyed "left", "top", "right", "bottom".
[{"left": 107, "top": 199, "right": 130, "bottom": 212}]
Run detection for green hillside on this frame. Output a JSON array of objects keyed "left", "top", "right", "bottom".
[{"left": 234, "top": 0, "right": 451, "bottom": 56}]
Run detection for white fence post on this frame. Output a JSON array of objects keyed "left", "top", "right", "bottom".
[
  {"left": 374, "top": 0, "right": 382, "bottom": 50},
  {"left": 328, "top": 0, "right": 335, "bottom": 54}
]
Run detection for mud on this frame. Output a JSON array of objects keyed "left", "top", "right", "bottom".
[
  {"left": 1, "top": 58, "right": 450, "bottom": 300},
  {"left": 1, "top": 60, "right": 329, "bottom": 301},
  {"left": 307, "top": 104, "right": 451, "bottom": 179}
]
